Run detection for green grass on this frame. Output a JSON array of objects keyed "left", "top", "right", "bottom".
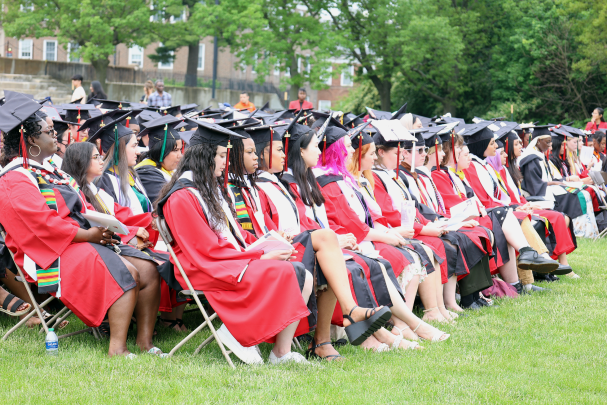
[{"left": 1, "top": 238, "right": 606, "bottom": 404}]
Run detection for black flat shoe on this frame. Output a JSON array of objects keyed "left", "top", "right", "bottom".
[
  {"left": 461, "top": 301, "right": 482, "bottom": 310},
  {"left": 549, "top": 274, "right": 560, "bottom": 281},
  {"left": 343, "top": 305, "right": 392, "bottom": 346},
  {"left": 553, "top": 265, "right": 572, "bottom": 275},
  {"left": 533, "top": 272, "right": 553, "bottom": 282}
]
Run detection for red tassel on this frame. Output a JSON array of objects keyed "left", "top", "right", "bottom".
[
  {"left": 435, "top": 138, "right": 440, "bottom": 170},
  {"left": 358, "top": 135, "right": 363, "bottom": 171},
  {"left": 505, "top": 139, "right": 509, "bottom": 167},
  {"left": 585, "top": 136, "right": 588, "bottom": 147},
  {"left": 395, "top": 143, "right": 400, "bottom": 180},
  {"left": 268, "top": 128, "right": 273, "bottom": 171},
  {"left": 322, "top": 138, "right": 326, "bottom": 165},
  {"left": 284, "top": 132, "right": 290, "bottom": 170},
  {"left": 224, "top": 140, "right": 231, "bottom": 188},
  {"left": 126, "top": 117, "right": 130, "bottom": 128},
  {"left": 20, "top": 125, "right": 28, "bottom": 169}
]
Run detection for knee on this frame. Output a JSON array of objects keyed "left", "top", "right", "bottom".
[{"left": 317, "top": 229, "right": 338, "bottom": 244}]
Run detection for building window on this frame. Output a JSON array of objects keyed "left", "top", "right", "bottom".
[
  {"left": 67, "top": 43, "right": 80, "bottom": 62},
  {"left": 128, "top": 46, "right": 144, "bottom": 67},
  {"left": 324, "top": 66, "right": 333, "bottom": 86},
  {"left": 18, "top": 39, "right": 33, "bottom": 59},
  {"left": 157, "top": 43, "right": 173, "bottom": 69},
  {"left": 197, "top": 43, "right": 205, "bottom": 70},
  {"left": 318, "top": 100, "right": 331, "bottom": 111},
  {"left": 341, "top": 65, "right": 354, "bottom": 87},
  {"left": 43, "top": 40, "right": 57, "bottom": 61}
]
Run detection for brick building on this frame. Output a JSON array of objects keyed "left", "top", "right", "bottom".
[{"left": 0, "top": 27, "right": 357, "bottom": 110}]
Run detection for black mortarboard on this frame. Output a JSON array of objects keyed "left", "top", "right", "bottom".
[
  {"left": 310, "top": 111, "right": 348, "bottom": 131},
  {"left": 52, "top": 119, "right": 77, "bottom": 138},
  {"left": 343, "top": 112, "right": 365, "bottom": 129},
  {"left": 215, "top": 117, "right": 263, "bottom": 130},
  {"left": 460, "top": 121, "right": 495, "bottom": 144},
  {"left": 366, "top": 107, "right": 392, "bottom": 120},
  {"left": 78, "top": 109, "right": 131, "bottom": 137},
  {"left": 138, "top": 120, "right": 184, "bottom": 162},
  {"left": 402, "top": 129, "right": 425, "bottom": 149},
  {"left": 549, "top": 125, "right": 572, "bottom": 140},
  {"left": 371, "top": 120, "right": 416, "bottom": 147},
  {"left": 189, "top": 120, "right": 245, "bottom": 147},
  {"left": 180, "top": 104, "right": 198, "bottom": 115},
  {"left": 97, "top": 100, "right": 131, "bottom": 110},
  {"left": 0, "top": 93, "right": 43, "bottom": 133},
  {"left": 490, "top": 121, "right": 520, "bottom": 139},
  {"left": 390, "top": 102, "right": 408, "bottom": 121},
  {"left": 264, "top": 109, "right": 295, "bottom": 124},
  {"left": 530, "top": 125, "right": 553, "bottom": 139},
  {"left": 559, "top": 124, "right": 585, "bottom": 138},
  {"left": 60, "top": 104, "right": 97, "bottom": 122},
  {"left": 40, "top": 106, "right": 62, "bottom": 120},
  {"left": 87, "top": 114, "right": 134, "bottom": 158},
  {"left": 246, "top": 123, "right": 288, "bottom": 144},
  {"left": 260, "top": 101, "right": 273, "bottom": 112},
  {"left": 158, "top": 105, "right": 181, "bottom": 117},
  {"left": 424, "top": 122, "right": 459, "bottom": 144},
  {"left": 350, "top": 122, "right": 374, "bottom": 171},
  {"left": 137, "top": 110, "right": 163, "bottom": 127}
]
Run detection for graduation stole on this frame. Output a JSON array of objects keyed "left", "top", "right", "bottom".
[
  {"left": 228, "top": 183, "right": 254, "bottom": 233},
  {"left": 447, "top": 167, "right": 466, "bottom": 199}
]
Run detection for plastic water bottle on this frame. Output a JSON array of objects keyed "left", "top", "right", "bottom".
[{"left": 45, "top": 328, "right": 58, "bottom": 356}]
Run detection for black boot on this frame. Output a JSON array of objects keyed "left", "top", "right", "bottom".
[
  {"left": 513, "top": 281, "right": 524, "bottom": 295},
  {"left": 518, "top": 247, "right": 560, "bottom": 273}
]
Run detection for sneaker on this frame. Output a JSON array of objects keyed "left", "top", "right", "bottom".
[
  {"left": 524, "top": 284, "right": 550, "bottom": 292},
  {"left": 268, "top": 351, "right": 311, "bottom": 365},
  {"left": 216, "top": 324, "right": 263, "bottom": 365},
  {"left": 566, "top": 272, "right": 581, "bottom": 279}
]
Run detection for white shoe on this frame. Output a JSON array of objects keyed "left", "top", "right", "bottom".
[
  {"left": 268, "top": 351, "right": 310, "bottom": 365},
  {"left": 216, "top": 324, "right": 263, "bottom": 365},
  {"left": 566, "top": 272, "right": 581, "bottom": 279}
]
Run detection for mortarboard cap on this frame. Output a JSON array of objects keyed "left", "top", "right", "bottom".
[
  {"left": 460, "top": 121, "right": 495, "bottom": 144},
  {"left": 86, "top": 114, "right": 134, "bottom": 157},
  {"left": 96, "top": 100, "right": 131, "bottom": 110},
  {"left": 530, "top": 125, "right": 553, "bottom": 139},
  {"left": 157, "top": 105, "right": 181, "bottom": 117},
  {"left": 366, "top": 107, "right": 392, "bottom": 120},
  {"left": 343, "top": 112, "right": 365, "bottom": 129},
  {"left": 60, "top": 103, "right": 97, "bottom": 122},
  {"left": 390, "top": 102, "right": 408, "bottom": 121},
  {"left": 246, "top": 123, "right": 288, "bottom": 145},
  {"left": 52, "top": 119, "right": 77, "bottom": 138},
  {"left": 138, "top": 120, "right": 187, "bottom": 162},
  {"left": 310, "top": 111, "right": 348, "bottom": 131},
  {"left": 189, "top": 120, "right": 245, "bottom": 148},
  {"left": 371, "top": 120, "right": 416, "bottom": 147},
  {"left": 0, "top": 93, "right": 43, "bottom": 133},
  {"left": 180, "top": 104, "right": 198, "bottom": 115}
]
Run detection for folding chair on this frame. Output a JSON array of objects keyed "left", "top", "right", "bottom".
[
  {"left": 155, "top": 217, "right": 235, "bottom": 368},
  {"left": 0, "top": 223, "right": 99, "bottom": 341}
]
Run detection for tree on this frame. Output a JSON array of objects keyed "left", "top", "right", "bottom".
[
  {"left": 1, "top": 0, "right": 153, "bottom": 85},
  {"left": 195, "top": 0, "right": 335, "bottom": 100}
]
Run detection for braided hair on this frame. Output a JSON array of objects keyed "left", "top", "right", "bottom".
[{"left": 0, "top": 116, "right": 43, "bottom": 167}]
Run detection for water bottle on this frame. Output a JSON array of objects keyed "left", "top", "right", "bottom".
[{"left": 45, "top": 328, "right": 58, "bottom": 356}]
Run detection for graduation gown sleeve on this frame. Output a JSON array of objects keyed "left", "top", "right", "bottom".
[
  {"left": 136, "top": 166, "right": 167, "bottom": 204},
  {"left": 520, "top": 157, "right": 548, "bottom": 197},
  {"left": 371, "top": 173, "right": 424, "bottom": 235},
  {"left": 319, "top": 182, "right": 370, "bottom": 243},
  {"left": 431, "top": 169, "right": 466, "bottom": 215},
  {"left": 463, "top": 164, "right": 502, "bottom": 209}
]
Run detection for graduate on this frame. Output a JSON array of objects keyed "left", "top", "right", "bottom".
[
  {"left": 0, "top": 94, "right": 161, "bottom": 358},
  {"left": 155, "top": 120, "right": 391, "bottom": 364}
]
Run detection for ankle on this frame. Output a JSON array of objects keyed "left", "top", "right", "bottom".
[{"left": 271, "top": 346, "right": 290, "bottom": 358}]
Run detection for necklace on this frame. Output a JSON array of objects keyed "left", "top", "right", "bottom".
[{"left": 29, "top": 167, "right": 70, "bottom": 185}]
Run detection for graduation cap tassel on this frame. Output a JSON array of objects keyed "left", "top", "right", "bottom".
[
  {"left": 126, "top": 117, "right": 130, "bottom": 129},
  {"left": 159, "top": 124, "right": 168, "bottom": 163},
  {"left": 358, "top": 135, "right": 363, "bottom": 171},
  {"left": 284, "top": 132, "right": 290, "bottom": 170},
  {"left": 451, "top": 132, "right": 457, "bottom": 171},
  {"left": 395, "top": 143, "right": 400, "bottom": 180},
  {"left": 113, "top": 125, "right": 119, "bottom": 166},
  {"left": 268, "top": 128, "right": 273, "bottom": 171},
  {"left": 20, "top": 125, "right": 28, "bottom": 169},
  {"left": 322, "top": 138, "right": 327, "bottom": 166},
  {"left": 224, "top": 140, "right": 232, "bottom": 188},
  {"left": 505, "top": 139, "right": 509, "bottom": 168},
  {"left": 435, "top": 138, "right": 440, "bottom": 170}
]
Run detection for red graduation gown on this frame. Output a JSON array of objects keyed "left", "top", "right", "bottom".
[
  {"left": 162, "top": 188, "right": 310, "bottom": 347},
  {"left": 0, "top": 170, "right": 134, "bottom": 327}
]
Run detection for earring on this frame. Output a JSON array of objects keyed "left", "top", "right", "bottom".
[{"left": 29, "top": 145, "right": 41, "bottom": 157}]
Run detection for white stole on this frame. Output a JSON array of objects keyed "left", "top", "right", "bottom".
[{"left": 256, "top": 171, "right": 300, "bottom": 234}]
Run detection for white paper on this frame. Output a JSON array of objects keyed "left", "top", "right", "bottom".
[
  {"left": 245, "top": 230, "right": 292, "bottom": 253},
  {"left": 400, "top": 200, "right": 417, "bottom": 228},
  {"left": 438, "top": 199, "right": 480, "bottom": 231},
  {"left": 579, "top": 146, "right": 594, "bottom": 166},
  {"left": 82, "top": 210, "right": 129, "bottom": 235}
]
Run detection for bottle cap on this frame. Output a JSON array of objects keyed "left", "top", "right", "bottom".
[{"left": 48, "top": 328, "right": 54, "bottom": 332}]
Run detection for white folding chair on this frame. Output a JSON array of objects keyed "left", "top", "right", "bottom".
[
  {"left": 155, "top": 217, "right": 235, "bottom": 368},
  {"left": 0, "top": 224, "right": 99, "bottom": 341}
]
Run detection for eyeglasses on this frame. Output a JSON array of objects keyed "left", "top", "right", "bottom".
[
  {"left": 91, "top": 154, "right": 103, "bottom": 161},
  {"left": 406, "top": 147, "right": 429, "bottom": 154}
]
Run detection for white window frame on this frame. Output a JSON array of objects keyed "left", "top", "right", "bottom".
[
  {"left": 197, "top": 43, "right": 205, "bottom": 70},
  {"left": 169, "top": 9, "right": 187, "bottom": 23},
  {"left": 318, "top": 100, "right": 332, "bottom": 111},
  {"left": 324, "top": 66, "right": 333, "bottom": 86},
  {"left": 128, "top": 46, "right": 144, "bottom": 67},
  {"left": 341, "top": 65, "right": 354, "bottom": 87},
  {"left": 67, "top": 43, "right": 80, "bottom": 62},
  {"left": 18, "top": 39, "right": 33, "bottom": 60},
  {"left": 43, "top": 40, "right": 57, "bottom": 61},
  {"left": 157, "top": 43, "right": 174, "bottom": 70}
]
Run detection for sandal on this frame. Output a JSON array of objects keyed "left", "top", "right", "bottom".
[
  {"left": 0, "top": 293, "right": 31, "bottom": 316},
  {"left": 158, "top": 316, "right": 184, "bottom": 332},
  {"left": 391, "top": 327, "right": 422, "bottom": 350},
  {"left": 34, "top": 311, "right": 68, "bottom": 330},
  {"left": 413, "top": 321, "right": 450, "bottom": 342},
  {"left": 98, "top": 321, "right": 110, "bottom": 337},
  {"left": 392, "top": 325, "right": 419, "bottom": 341},
  {"left": 305, "top": 341, "right": 344, "bottom": 361},
  {"left": 423, "top": 307, "right": 452, "bottom": 324},
  {"left": 342, "top": 305, "right": 392, "bottom": 346},
  {"left": 333, "top": 338, "right": 348, "bottom": 347}
]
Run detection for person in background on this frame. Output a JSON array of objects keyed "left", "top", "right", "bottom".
[
  {"left": 87, "top": 81, "right": 107, "bottom": 103},
  {"left": 70, "top": 74, "right": 86, "bottom": 103},
  {"left": 147, "top": 80, "right": 172, "bottom": 108},
  {"left": 585, "top": 107, "right": 607, "bottom": 134},
  {"left": 140, "top": 80, "right": 155, "bottom": 104},
  {"left": 233, "top": 92, "right": 256, "bottom": 112},
  {"left": 288, "top": 88, "right": 314, "bottom": 111}
]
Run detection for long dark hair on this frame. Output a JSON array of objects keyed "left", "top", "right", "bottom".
[
  {"left": 140, "top": 136, "right": 179, "bottom": 167},
  {"left": 254, "top": 139, "right": 271, "bottom": 172},
  {"left": 286, "top": 130, "right": 325, "bottom": 206},
  {"left": 155, "top": 143, "right": 234, "bottom": 233},
  {"left": 505, "top": 133, "right": 523, "bottom": 185},
  {"left": 549, "top": 136, "right": 570, "bottom": 175},
  {"left": 62, "top": 142, "right": 105, "bottom": 212},
  {"left": 0, "top": 116, "right": 43, "bottom": 166},
  {"left": 228, "top": 137, "right": 248, "bottom": 186},
  {"left": 596, "top": 107, "right": 605, "bottom": 123},
  {"left": 91, "top": 81, "right": 107, "bottom": 99},
  {"left": 97, "top": 134, "right": 138, "bottom": 206}
]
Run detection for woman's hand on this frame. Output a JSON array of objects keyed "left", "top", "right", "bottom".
[
  {"left": 261, "top": 249, "right": 297, "bottom": 261},
  {"left": 582, "top": 176, "right": 594, "bottom": 185},
  {"left": 278, "top": 231, "right": 294, "bottom": 244},
  {"left": 337, "top": 233, "right": 358, "bottom": 250},
  {"left": 420, "top": 223, "right": 447, "bottom": 237},
  {"left": 393, "top": 226, "right": 415, "bottom": 239},
  {"left": 136, "top": 227, "right": 149, "bottom": 241},
  {"left": 567, "top": 175, "right": 581, "bottom": 182},
  {"left": 382, "top": 232, "right": 406, "bottom": 247},
  {"left": 461, "top": 220, "right": 479, "bottom": 228},
  {"left": 87, "top": 226, "right": 119, "bottom": 246}
]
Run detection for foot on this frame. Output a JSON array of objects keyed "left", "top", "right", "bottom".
[
  {"left": 146, "top": 347, "right": 169, "bottom": 358},
  {"left": 412, "top": 321, "right": 450, "bottom": 342},
  {"left": 0, "top": 289, "right": 30, "bottom": 316},
  {"left": 391, "top": 323, "right": 419, "bottom": 341},
  {"left": 268, "top": 350, "right": 310, "bottom": 365},
  {"left": 360, "top": 335, "right": 384, "bottom": 351},
  {"left": 439, "top": 305, "right": 458, "bottom": 320},
  {"left": 445, "top": 303, "right": 465, "bottom": 313},
  {"left": 379, "top": 328, "right": 423, "bottom": 350},
  {"left": 566, "top": 272, "right": 581, "bottom": 279},
  {"left": 307, "top": 340, "right": 344, "bottom": 361},
  {"left": 422, "top": 307, "right": 451, "bottom": 323},
  {"left": 158, "top": 316, "right": 186, "bottom": 332},
  {"left": 553, "top": 264, "right": 573, "bottom": 275},
  {"left": 342, "top": 306, "right": 385, "bottom": 327},
  {"left": 461, "top": 301, "right": 482, "bottom": 310}
]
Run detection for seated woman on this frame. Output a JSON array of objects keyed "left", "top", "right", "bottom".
[
  {"left": 484, "top": 130, "right": 577, "bottom": 283},
  {"left": 432, "top": 131, "right": 557, "bottom": 298},
  {"left": 156, "top": 121, "right": 391, "bottom": 364},
  {"left": 523, "top": 126, "right": 600, "bottom": 239},
  {"left": 399, "top": 129, "right": 496, "bottom": 312},
  {"left": 0, "top": 95, "right": 160, "bottom": 357},
  {"left": 589, "top": 130, "right": 606, "bottom": 171},
  {"left": 246, "top": 122, "right": 445, "bottom": 349}
]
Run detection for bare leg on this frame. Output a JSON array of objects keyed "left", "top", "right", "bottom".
[
  {"left": 1, "top": 271, "right": 39, "bottom": 325},
  {"left": 272, "top": 271, "right": 313, "bottom": 358},
  {"left": 123, "top": 256, "right": 161, "bottom": 352},
  {"left": 444, "top": 275, "right": 463, "bottom": 312},
  {"left": 108, "top": 257, "right": 140, "bottom": 357},
  {"left": 501, "top": 211, "right": 531, "bottom": 251},
  {"left": 404, "top": 274, "right": 420, "bottom": 311},
  {"left": 558, "top": 253, "right": 569, "bottom": 266},
  {"left": 310, "top": 287, "right": 342, "bottom": 359},
  {"left": 498, "top": 244, "right": 520, "bottom": 284},
  {"left": 419, "top": 271, "right": 448, "bottom": 322}
]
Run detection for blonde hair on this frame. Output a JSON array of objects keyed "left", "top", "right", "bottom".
[
  {"left": 347, "top": 143, "right": 375, "bottom": 190},
  {"left": 144, "top": 80, "right": 154, "bottom": 96}
]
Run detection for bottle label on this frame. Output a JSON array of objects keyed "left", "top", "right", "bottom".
[{"left": 46, "top": 341, "right": 58, "bottom": 350}]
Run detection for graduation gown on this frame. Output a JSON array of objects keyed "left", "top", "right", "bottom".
[
  {"left": 157, "top": 177, "right": 310, "bottom": 347},
  {"left": 95, "top": 170, "right": 152, "bottom": 215},
  {"left": 0, "top": 159, "right": 137, "bottom": 327},
  {"left": 135, "top": 158, "right": 171, "bottom": 205}
]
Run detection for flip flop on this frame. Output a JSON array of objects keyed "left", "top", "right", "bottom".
[{"left": 0, "top": 293, "right": 30, "bottom": 316}]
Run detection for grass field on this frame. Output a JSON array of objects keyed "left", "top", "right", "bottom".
[{"left": 1, "top": 238, "right": 606, "bottom": 404}]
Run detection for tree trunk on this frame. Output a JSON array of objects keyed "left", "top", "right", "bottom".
[
  {"left": 369, "top": 78, "right": 392, "bottom": 111},
  {"left": 442, "top": 99, "right": 456, "bottom": 115},
  {"left": 91, "top": 58, "right": 110, "bottom": 87},
  {"left": 288, "top": 54, "right": 301, "bottom": 104},
  {"left": 185, "top": 42, "right": 200, "bottom": 87}
]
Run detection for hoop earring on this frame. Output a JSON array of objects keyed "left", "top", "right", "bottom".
[{"left": 29, "top": 145, "right": 41, "bottom": 157}]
